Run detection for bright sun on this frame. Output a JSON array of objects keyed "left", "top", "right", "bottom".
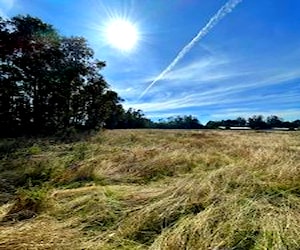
[{"left": 105, "top": 19, "right": 138, "bottom": 52}]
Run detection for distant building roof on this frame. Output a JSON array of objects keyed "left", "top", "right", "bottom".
[
  {"left": 230, "top": 127, "right": 251, "bottom": 130},
  {"left": 272, "top": 127, "right": 293, "bottom": 131}
]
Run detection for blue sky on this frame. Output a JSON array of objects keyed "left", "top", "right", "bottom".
[{"left": 1, "top": 0, "right": 300, "bottom": 123}]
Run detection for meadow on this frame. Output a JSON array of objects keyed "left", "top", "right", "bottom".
[{"left": 0, "top": 129, "right": 299, "bottom": 249}]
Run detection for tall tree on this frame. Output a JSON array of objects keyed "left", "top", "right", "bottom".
[{"left": 0, "top": 15, "right": 122, "bottom": 136}]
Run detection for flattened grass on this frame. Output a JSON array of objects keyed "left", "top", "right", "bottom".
[{"left": 0, "top": 129, "right": 299, "bottom": 249}]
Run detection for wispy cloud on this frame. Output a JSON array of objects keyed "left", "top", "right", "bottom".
[
  {"left": 128, "top": 66, "right": 300, "bottom": 115},
  {"left": 146, "top": 57, "right": 253, "bottom": 92},
  {"left": 146, "top": 112, "right": 199, "bottom": 120},
  {"left": 130, "top": 91, "right": 300, "bottom": 113},
  {"left": 139, "top": 0, "right": 243, "bottom": 98},
  {"left": 210, "top": 108, "right": 300, "bottom": 121}
]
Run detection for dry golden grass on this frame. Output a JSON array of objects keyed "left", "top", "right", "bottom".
[
  {"left": 0, "top": 216, "right": 81, "bottom": 249},
  {"left": 0, "top": 129, "right": 300, "bottom": 249}
]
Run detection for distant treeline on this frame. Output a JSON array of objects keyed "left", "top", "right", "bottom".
[
  {"left": 108, "top": 112, "right": 300, "bottom": 130},
  {"left": 205, "top": 115, "right": 300, "bottom": 130},
  {"left": 0, "top": 15, "right": 299, "bottom": 137}
]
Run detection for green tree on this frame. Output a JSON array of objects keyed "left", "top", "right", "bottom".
[
  {"left": 292, "top": 119, "right": 300, "bottom": 129},
  {"left": 0, "top": 15, "right": 122, "bottom": 136},
  {"left": 236, "top": 117, "right": 246, "bottom": 126},
  {"left": 155, "top": 115, "right": 203, "bottom": 129},
  {"left": 247, "top": 115, "right": 268, "bottom": 129},
  {"left": 266, "top": 115, "right": 283, "bottom": 128}
]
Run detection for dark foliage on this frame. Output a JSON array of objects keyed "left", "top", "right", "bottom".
[
  {"left": 0, "top": 15, "right": 122, "bottom": 136},
  {"left": 154, "top": 116, "right": 203, "bottom": 129},
  {"left": 205, "top": 115, "right": 300, "bottom": 130},
  {"left": 106, "top": 108, "right": 153, "bottom": 129}
]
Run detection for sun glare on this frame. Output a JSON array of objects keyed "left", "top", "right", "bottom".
[{"left": 105, "top": 19, "right": 138, "bottom": 52}]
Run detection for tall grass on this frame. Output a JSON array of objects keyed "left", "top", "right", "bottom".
[{"left": 0, "top": 130, "right": 299, "bottom": 249}]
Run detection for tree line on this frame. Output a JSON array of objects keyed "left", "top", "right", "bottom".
[
  {"left": 205, "top": 115, "right": 300, "bottom": 130},
  {"left": 0, "top": 15, "right": 299, "bottom": 137},
  {"left": 128, "top": 114, "right": 300, "bottom": 130}
]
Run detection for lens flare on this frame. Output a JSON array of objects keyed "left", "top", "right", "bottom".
[{"left": 105, "top": 19, "right": 139, "bottom": 51}]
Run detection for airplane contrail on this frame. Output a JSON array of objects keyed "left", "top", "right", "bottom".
[{"left": 139, "top": 0, "right": 243, "bottom": 99}]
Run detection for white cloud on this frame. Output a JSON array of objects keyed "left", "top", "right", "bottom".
[
  {"left": 161, "top": 57, "right": 229, "bottom": 81},
  {"left": 127, "top": 67, "right": 300, "bottom": 113},
  {"left": 210, "top": 109, "right": 300, "bottom": 121},
  {"left": 146, "top": 112, "right": 198, "bottom": 119}
]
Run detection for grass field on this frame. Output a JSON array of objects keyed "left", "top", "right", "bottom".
[{"left": 0, "top": 129, "right": 300, "bottom": 249}]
